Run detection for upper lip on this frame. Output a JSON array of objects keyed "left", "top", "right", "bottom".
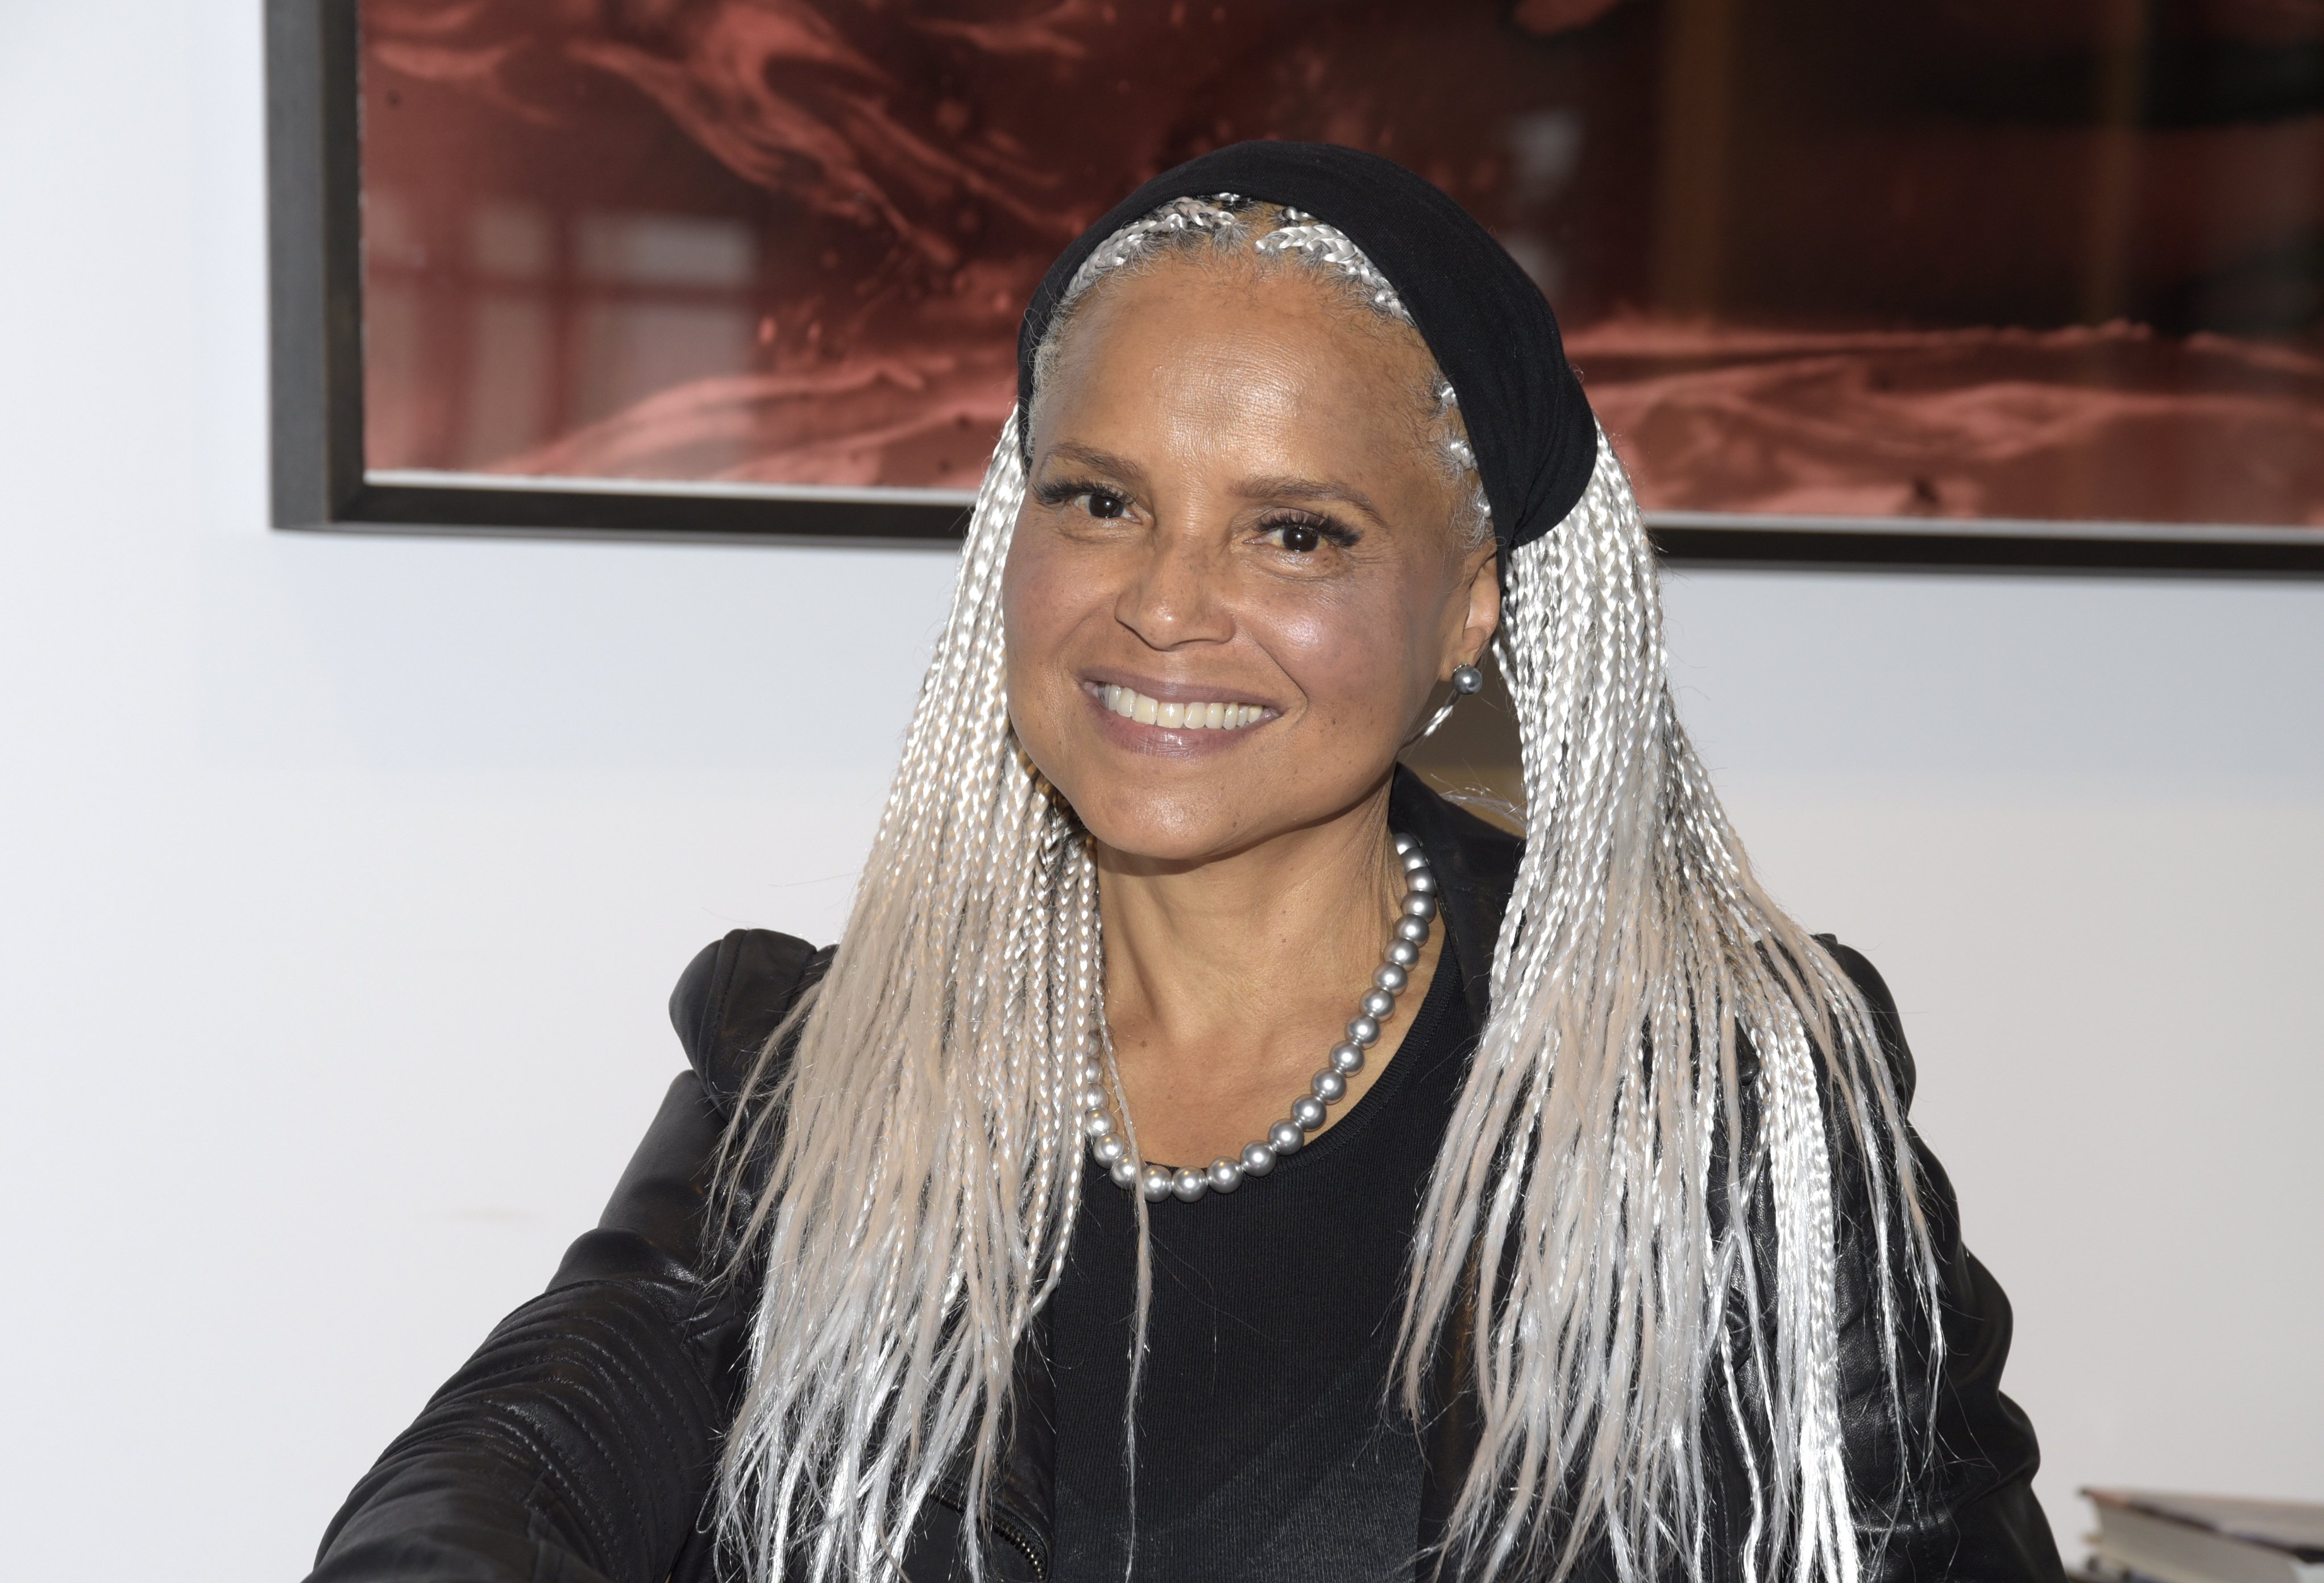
[{"left": 1083, "top": 672, "right": 1276, "bottom": 711}]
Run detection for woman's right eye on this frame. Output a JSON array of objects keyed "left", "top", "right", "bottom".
[{"left": 1031, "top": 479, "right": 1135, "bottom": 521}]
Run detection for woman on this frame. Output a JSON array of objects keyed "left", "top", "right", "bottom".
[{"left": 312, "top": 144, "right": 2063, "bottom": 1583}]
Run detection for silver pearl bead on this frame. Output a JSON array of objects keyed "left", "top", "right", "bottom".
[
  {"left": 1374, "top": 963, "right": 1408, "bottom": 993},
  {"left": 1268, "top": 1120, "right": 1304, "bottom": 1155},
  {"left": 1396, "top": 916, "right": 1431, "bottom": 943},
  {"left": 1206, "top": 1158, "right": 1244, "bottom": 1194},
  {"left": 1140, "top": 1164, "right": 1174, "bottom": 1201},
  {"left": 1393, "top": 832, "right": 1417, "bottom": 855},
  {"left": 1109, "top": 1156, "right": 1139, "bottom": 1190},
  {"left": 1082, "top": 1111, "right": 1113, "bottom": 1138},
  {"left": 1172, "top": 1167, "right": 1208, "bottom": 1203},
  {"left": 1289, "top": 1096, "right": 1327, "bottom": 1130},
  {"left": 1387, "top": 939, "right": 1420, "bottom": 967},
  {"left": 1329, "top": 1041, "right": 1365, "bottom": 1074},
  {"left": 1401, "top": 848, "right": 1430, "bottom": 872},
  {"left": 1451, "top": 663, "right": 1484, "bottom": 694},
  {"left": 1078, "top": 1086, "right": 1108, "bottom": 1112},
  {"left": 1360, "top": 989, "right": 1396, "bottom": 1018},
  {"left": 1092, "top": 1135, "right": 1126, "bottom": 1166},
  {"left": 1312, "top": 1070, "right": 1347, "bottom": 1103},
  {"left": 1402, "top": 893, "right": 1438, "bottom": 920},
  {"left": 1241, "top": 1141, "right": 1277, "bottom": 1176},
  {"left": 1405, "top": 869, "right": 1438, "bottom": 896},
  {"left": 1347, "top": 1015, "right": 1381, "bottom": 1046}
]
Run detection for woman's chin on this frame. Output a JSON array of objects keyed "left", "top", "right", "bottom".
[{"left": 1065, "top": 784, "right": 1261, "bottom": 867}]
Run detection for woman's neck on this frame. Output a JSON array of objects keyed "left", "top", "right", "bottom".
[{"left": 1091, "top": 777, "right": 1443, "bottom": 1166}]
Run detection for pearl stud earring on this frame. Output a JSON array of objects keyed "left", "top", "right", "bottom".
[{"left": 1409, "top": 661, "right": 1487, "bottom": 744}]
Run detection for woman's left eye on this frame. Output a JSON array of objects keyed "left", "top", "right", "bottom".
[{"left": 1261, "top": 515, "right": 1350, "bottom": 555}]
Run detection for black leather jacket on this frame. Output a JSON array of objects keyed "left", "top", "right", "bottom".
[{"left": 310, "top": 772, "right": 2065, "bottom": 1583}]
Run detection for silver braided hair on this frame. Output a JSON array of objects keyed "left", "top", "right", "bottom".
[{"left": 712, "top": 197, "right": 1940, "bottom": 1583}]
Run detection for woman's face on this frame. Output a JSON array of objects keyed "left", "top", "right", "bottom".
[{"left": 1003, "top": 257, "right": 1499, "bottom": 863}]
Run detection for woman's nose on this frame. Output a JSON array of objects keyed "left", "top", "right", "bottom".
[{"left": 1113, "top": 525, "right": 1233, "bottom": 649}]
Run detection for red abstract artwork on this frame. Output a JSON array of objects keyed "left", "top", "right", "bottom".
[{"left": 360, "top": 0, "right": 2324, "bottom": 528}]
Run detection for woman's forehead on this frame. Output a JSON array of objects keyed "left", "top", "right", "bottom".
[{"left": 1035, "top": 259, "right": 1440, "bottom": 454}]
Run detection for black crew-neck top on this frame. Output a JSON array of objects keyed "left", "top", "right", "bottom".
[{"left": 1049, "top": 938, "right": 1476, "bottom": 1583}]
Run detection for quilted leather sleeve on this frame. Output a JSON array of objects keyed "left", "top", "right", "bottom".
[
  {"left": 308, "top": 931, "right": 828, "bottom": 1583},
  {"left": 1821, "top": 941, "right": 2067, "bottom": 1583}
]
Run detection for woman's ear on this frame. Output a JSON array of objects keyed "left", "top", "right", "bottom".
[{"left": 1446, "top": 541, "right": 1502, "bottom": 679}]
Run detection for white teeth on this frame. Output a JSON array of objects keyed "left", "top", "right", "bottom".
[{"left": 1099, "top": 686, "right": 1265, "bottom": 732}]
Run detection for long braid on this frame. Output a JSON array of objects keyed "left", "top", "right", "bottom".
[
  {"left": 712, "top": 411, "right": 1105, "bottom": 1583},
  {"left": 1399, "top": 440, "right": 1936, "bottom": 1583}
]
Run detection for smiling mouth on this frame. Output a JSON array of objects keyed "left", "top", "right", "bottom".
[{"left": 1099, "top": 684, "right": 1268, "bottom": 731}]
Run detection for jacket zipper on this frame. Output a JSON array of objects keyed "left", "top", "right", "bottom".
[
  {"left": 928, "top": 1487, "right": 1048, "bottom": 1581},
  {"left": 983, "top": 1512, "right": 1047, "bottom": 1581}
]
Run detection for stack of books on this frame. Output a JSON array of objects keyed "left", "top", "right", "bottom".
[{"left": 2083, "top": 1490, "right": 2324, "bottom": 1583}]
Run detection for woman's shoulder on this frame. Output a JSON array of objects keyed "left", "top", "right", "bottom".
[
  {"left": 669, "top": 929, "right": 835, "bottom": 1108},
  {"left": 1811, "top": 933, "right": 1918, "bottom": 1110}
]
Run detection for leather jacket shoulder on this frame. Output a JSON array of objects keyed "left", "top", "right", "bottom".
[
  {"left": 308, "top": 930, "right": 830, "bottom": 1583},
  {"left": 1815, "top": 942, "right": 2064, "bottom": 1582},
  {"left": 310, "top": 773, "right": 2062, "bottom": 1583}
]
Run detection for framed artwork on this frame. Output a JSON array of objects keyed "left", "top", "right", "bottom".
[{"left": 268, "top": 0, "right": 2324, "bottom": 570}]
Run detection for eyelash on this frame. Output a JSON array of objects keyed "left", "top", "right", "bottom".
[
  {"left": 1258, "top": 511, "right": 1359, "bottom": 554},
  {"left": 1033, "top": 479, "right": 1359, "bottom": 553},
  {"left": 1034, "top": 479, "right": 1131, "bottom": 518}
]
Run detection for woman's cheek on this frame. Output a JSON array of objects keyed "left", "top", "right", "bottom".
[
  {"left": 1002, "top": 532, "right": 1105, "bottom": 770},
  {"left": 1268, "top": 588, "right": 1413, "bottom": 737},
  {"left": 1001, "top": 541, "right": 1061, "bottom": 739}
]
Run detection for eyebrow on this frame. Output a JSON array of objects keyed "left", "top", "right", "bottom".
[
  {"left": 1233, "top": 474, "right": 1389, "bottom": 531},
  {"left": 1040, "top": 442, "right": 1152, "bottom": 491},
  {"left": 1041, "top": 445, "right": 1390, "bottom": 531}
]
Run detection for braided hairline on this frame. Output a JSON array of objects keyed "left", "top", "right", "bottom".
[{"left": 1028, "top": 194, "right": 1496, "bottom": 553}]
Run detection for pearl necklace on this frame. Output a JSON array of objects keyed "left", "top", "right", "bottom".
[{"left": 1082, "top": 833, "right": 1439, "bottom": 1203}]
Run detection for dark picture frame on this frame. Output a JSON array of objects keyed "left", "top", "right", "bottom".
[
  {"left": 265, "top": 0, "right": 2324, "bottom": 571},
  {"left": 266, "top": 0, "right": 966, "bottom": 544}
]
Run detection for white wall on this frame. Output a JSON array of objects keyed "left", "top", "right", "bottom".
[{"left": 1, "top": 7, "right": 2316, "bottom": 1578}]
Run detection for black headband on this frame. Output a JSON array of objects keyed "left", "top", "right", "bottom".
[{"left": 1015, "top": 141, "right": 1599, "bottom": 553}]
